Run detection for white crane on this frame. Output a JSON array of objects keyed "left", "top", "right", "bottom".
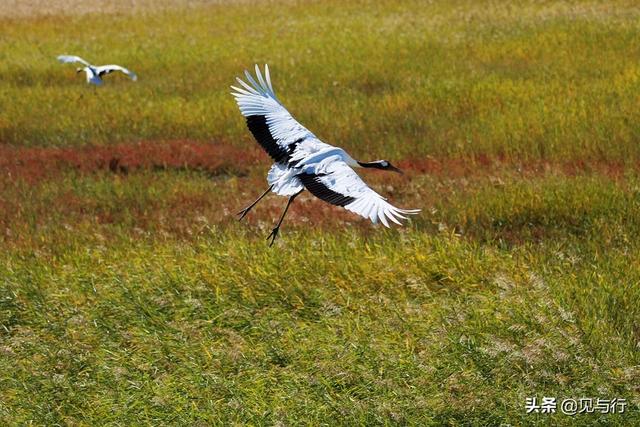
[
  {"left": 57, "top": 55, "right": 137, "bottom": 85},
  {"left": 231, "top": 64, "right": 420, "bottom": 246}
]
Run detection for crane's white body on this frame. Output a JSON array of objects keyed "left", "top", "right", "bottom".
[
  {"left": 80, "top": 66, "right": 103, "bottom": 85},
  {"left": 268, "top": 145, "right": 356, "bottom": 196},
  {"left": 231, "top": 65, "right": 419, "bottom": 228},
  {"left": 57, "top": 55, "right": 137, "bottom": 85}
]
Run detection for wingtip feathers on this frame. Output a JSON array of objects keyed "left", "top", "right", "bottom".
[{"left": 234, "top": 64, "right": 275, "bottom": 99}]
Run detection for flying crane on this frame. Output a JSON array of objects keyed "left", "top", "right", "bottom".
[
  {"left": 57, "top": 55, "right": 137, "bottom": 85},
  {"left": 231, "top": 65, "right": 419, "bottom": 246}
]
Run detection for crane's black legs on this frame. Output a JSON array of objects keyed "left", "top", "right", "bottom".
[
  {"left": 266, "top": 190, "right": 302, "bottom": 247},
  {"left": 238, "top": 186, "right": 301, "bottom": 246},
  {"left": 237, "top": 185, "right": 273, "bottom": 220}
]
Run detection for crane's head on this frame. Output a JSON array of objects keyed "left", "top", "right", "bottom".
[
  {"left": 357, "top": 160, "right": 403, "bottom": 174},
  {"left": 76, "top": 68, "right": 84, "bottom": 74}
]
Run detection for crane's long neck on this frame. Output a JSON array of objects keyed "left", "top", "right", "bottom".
[{"left": 357, "top": 161, "right": 382, "bottom": 169}]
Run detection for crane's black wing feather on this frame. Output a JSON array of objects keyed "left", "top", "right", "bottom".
[
  {"left": 246, "top": 116, "right": 304, "bottom": 163},
  {"left": 297, "top": 173, "right": 356, "bottom": 207},
  {"left": 231, "top": 65, "right": 320, "bottom": 164},
  {"left": 297, "top": 161, "right": 420, "bottom": 227}
]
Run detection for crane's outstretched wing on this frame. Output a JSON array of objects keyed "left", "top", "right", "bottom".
[
  {"left": 57, "top": 55, "right": 91, "bottom": 66},
  {"left": 298, "top": 161, "right": 420, "bottom": 227},
  {"left": 231, "top": 64, "right": 318, "bottom": 163},
  {"left": 94, "top": 65, "right": 137, "bottom": 81}
]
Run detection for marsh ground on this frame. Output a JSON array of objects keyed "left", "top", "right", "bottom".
[{"left": 1, "top": 0, "right": 639, "bottom": 424}]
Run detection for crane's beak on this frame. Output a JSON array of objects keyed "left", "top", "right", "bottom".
[{"left": 389, "top": 165, "right": 403, "bottom": 174}]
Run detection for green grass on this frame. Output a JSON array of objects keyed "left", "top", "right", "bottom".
[
  {"left": 2, "top": 0, "right": 640, "bottom": 424},
  {"left": 2, "top": 169, "right": 640, "bottom": 424},
  {"left": 2, "top": 0, "right": 640, "bottom": 160},
  {"left": 1, "top": 225, "right": 639, "bottom": 425}
]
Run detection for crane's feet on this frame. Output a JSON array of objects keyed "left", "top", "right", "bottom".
[
  {"left": 237, "top": 206, "right": 252, "bottom": 221},
  {"left": 266, "top": 227, "right": 280, "bottom": 247}
]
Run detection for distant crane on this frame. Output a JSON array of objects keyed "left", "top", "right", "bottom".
[
  {"left": 57, "top": 55, "right": 137, "bottom": 85},
  {"left": 231, "top": 64, "right": 420, "bottom": 246}
]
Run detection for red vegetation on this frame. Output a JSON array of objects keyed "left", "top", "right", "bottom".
[
  {"left": 397, "top": 155, "right": 628, "bottom": 180},
  {"left": 0, "top": 141, "right": 636, "bottom": 245},
  {"left": 1, "top": 140, "right": 632, "bottom": 184},
  {"left": 0, "top": 140, "right": 266, "bottom": 183}
]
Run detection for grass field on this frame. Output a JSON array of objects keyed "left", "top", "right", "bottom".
[{"left": 1, "top": 0, "right": 640, "bottom": 424}]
